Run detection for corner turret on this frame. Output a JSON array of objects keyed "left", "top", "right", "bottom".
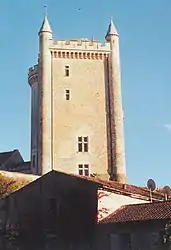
[
  {"left": 37, "top": 14, "right": 53, "bottom": 175},
  {"left": 38, "top": 14, "right": 53, "bottom": 55},
  {"left": 105, "top": 18, "right": 127, "bottom": 183}
]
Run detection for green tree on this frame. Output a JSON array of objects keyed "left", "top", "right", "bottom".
[
  {"left": 0, "top": 173, "right": 29, "bottom": 198},
  {"left": 163, "top": 220, "right": 171, "bottom": 249}
]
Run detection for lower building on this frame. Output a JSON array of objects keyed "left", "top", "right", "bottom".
[
  {"left": 0, "top": 169, "right": 166, "bottom": 249},
  {"left": 97, "top": 201, "right": 171, "bottom": 250}
]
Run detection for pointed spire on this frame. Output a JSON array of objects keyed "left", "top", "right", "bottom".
[
  {"left": 105, "top": 17, "right": 118, "bottom": 41},
  {"left": 39, "top": 14, "right": 52, "bottom": 35}
]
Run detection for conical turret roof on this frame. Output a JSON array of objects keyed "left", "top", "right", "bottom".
[
  {"left": 39, "top": 15, "right": 52, "bottom": 34},
  {"left": 105, "top": 18, "right": 118, "bottom": 41}
]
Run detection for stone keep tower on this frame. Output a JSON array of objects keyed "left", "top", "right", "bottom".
[{"left": 28, "top": 15, "right": 127, "bottom": 183}]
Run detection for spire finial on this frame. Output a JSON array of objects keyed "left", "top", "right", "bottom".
[
  {"left": 38, "top": 6, "right": 52, "bottom": 35},
  {"left": 44, "top": 4, "right": 48, "bottom": 16}
]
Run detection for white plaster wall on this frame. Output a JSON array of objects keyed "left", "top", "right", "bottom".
[{"left": 98, "top": 190, "right": 149, "bottom": 221}]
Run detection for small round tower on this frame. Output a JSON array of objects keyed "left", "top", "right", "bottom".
[
  {"left": 38, "top": 14, "right": 53, "bottom": 175},
  {"left": 105, "top": 18, "right": 127, "bottom": 183},
  {"left": 28, "top": 65, "right": 39, "bottom": 174}
]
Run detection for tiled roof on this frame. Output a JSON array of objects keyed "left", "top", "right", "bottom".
[
  {"left": 100, "top": 200, "right": 171, "bottom": 224},
  {"left": 73, "top": 174, "right": 165, "bottom": 201},
  {"left": 44, "top": 170, "right": 165, "bottom": 201},
  {"left": 0, "top": 150, "right": 15, "bottom": 165}
]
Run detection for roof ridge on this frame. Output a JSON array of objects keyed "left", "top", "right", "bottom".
[
  {"left": 0, "top": 149, "right": 16, "bottom": 155},
  {"left": 120, "top": 199, "right": 171, "bottom": 208},
  {"left": 100, "top": 199, "right": 171, "bottom": 224}
]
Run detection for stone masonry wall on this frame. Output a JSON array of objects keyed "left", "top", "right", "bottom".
[{"left": 51, "top": 51, "right": 110, "bottom": 179}]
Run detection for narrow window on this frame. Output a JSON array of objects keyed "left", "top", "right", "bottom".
[
  {"left": 78, "top": 164, "right": 90, "bottom": 176},
  {"left": 78, "top": 136, "right": 89, "bottom": 152},
  {"left": 32, "top": 155, "right": 36, "bottom": 168},
  {"left": 110, "top": 233, "right": 132, "bottom": 250},
  {"left": 84, "top": 164, "right": 89, "bottom": 176},
  {"left": 65, "top": 65, "right": 70, "bottom": 77},
  {"left": 83, "top": 136, "right": 88, "bottom": 152},
  {"left": 78, "top": 164, "right": 83, "bottom": 175},
  {"left": 65, "top": 90, "right": 70, "bottom": 100},
  {"left": 78, "top": 137, "right": 83, "bottom": 152}
]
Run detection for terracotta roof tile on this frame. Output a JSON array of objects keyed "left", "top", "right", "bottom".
[{"left": 100, "top": 200, "right": 171, "bottom": 224}]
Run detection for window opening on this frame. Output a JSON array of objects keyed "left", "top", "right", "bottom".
[
  {"left": 78, "top": 164, "right": 90, "bottom": 176},
  {"left": 65, "top": 90, "right": 70, "bottom": 100},
  {"left": 78, "top": 136, "right": 89, "bottom": 152},
  {"left": 65, "top": 65, "right": 70, "bottom": 77}
]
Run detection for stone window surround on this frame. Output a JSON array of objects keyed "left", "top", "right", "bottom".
[
  {"left": 78, "top": 164, "right": 90, "bottom": 176},
  {"left": 78, "top": 136, "right": 89, "bottom": 153}
]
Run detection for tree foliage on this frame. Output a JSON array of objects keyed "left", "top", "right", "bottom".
[
  {"left": 0, "top": 173, "right": 30, "bottom": 198},
  {"left": 164, "top": 220, "right": 171, "bottom": 246}
]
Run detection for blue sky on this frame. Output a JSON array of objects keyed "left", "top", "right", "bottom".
[{"left": 0, "top": 0, "right": 171, "bottom": 187}]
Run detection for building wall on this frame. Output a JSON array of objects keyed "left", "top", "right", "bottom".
[
  {"left": 96, "top": 220, "right": 167, "bottom": 250},
  {"left": 51, "top": 53, "right": 109, "bottom": 179},
  {"left": 0, "top": 171, "right": 98, "bottom": 244}
]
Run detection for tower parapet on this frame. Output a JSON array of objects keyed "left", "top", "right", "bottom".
[
  {"left": 51, "top": 50, "right": 110, "bottom": 60},
  {"left": 50, "top": 39, "right": 111, "bottom": 60},
  {"left": 51, "top": 39, "right": 111, "bottom": 51}
]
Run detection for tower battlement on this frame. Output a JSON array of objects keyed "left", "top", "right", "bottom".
[
  {"left": 28, "top": 64, "right": 38, "bottom": 86},
  {"left": 28, "top": 64, "right": 38, "bottom": 77},
  {"left": 51, "top": 39, "right": 111, "bottom": 51}
]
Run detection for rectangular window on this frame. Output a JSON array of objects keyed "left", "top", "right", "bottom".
[
  {"left": 78, "top": 164, "right": 90, "bottom": 176},
  {"left": 32, "top": 155, "right": 36, "bottom": 168},
  {"left": 78, "top": 164, "right": 83, "bottom": 175},
  {"left": 65, "top": 90, "right": 70, "bottom": 100},
  {"left": 110, "top": 233, "right": 131, "bottom": 250},
  {"left": 48, "top": 197, "right": 61, "bottom": 232},
  {"left": 78, "top": 136, "right": 89, "bottom": 152},
  {"left": 84, "top": 164, "right": 89, "bottom": 176},
  {"left": 83, "top": 136, "right": 88, "bottom": 152},
  {"left": 78, "top": 136, "right": 83, "bottom": 152},
  {"left": 150, "top": 232, "right": 160, "bottom": 248},
  {"left": 65, "top": 65, "right": 70, "bottom": 77}
]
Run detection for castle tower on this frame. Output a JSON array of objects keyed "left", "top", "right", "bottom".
[{"left": 28, "top": 16, "right": 127, "bottom": 183}]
